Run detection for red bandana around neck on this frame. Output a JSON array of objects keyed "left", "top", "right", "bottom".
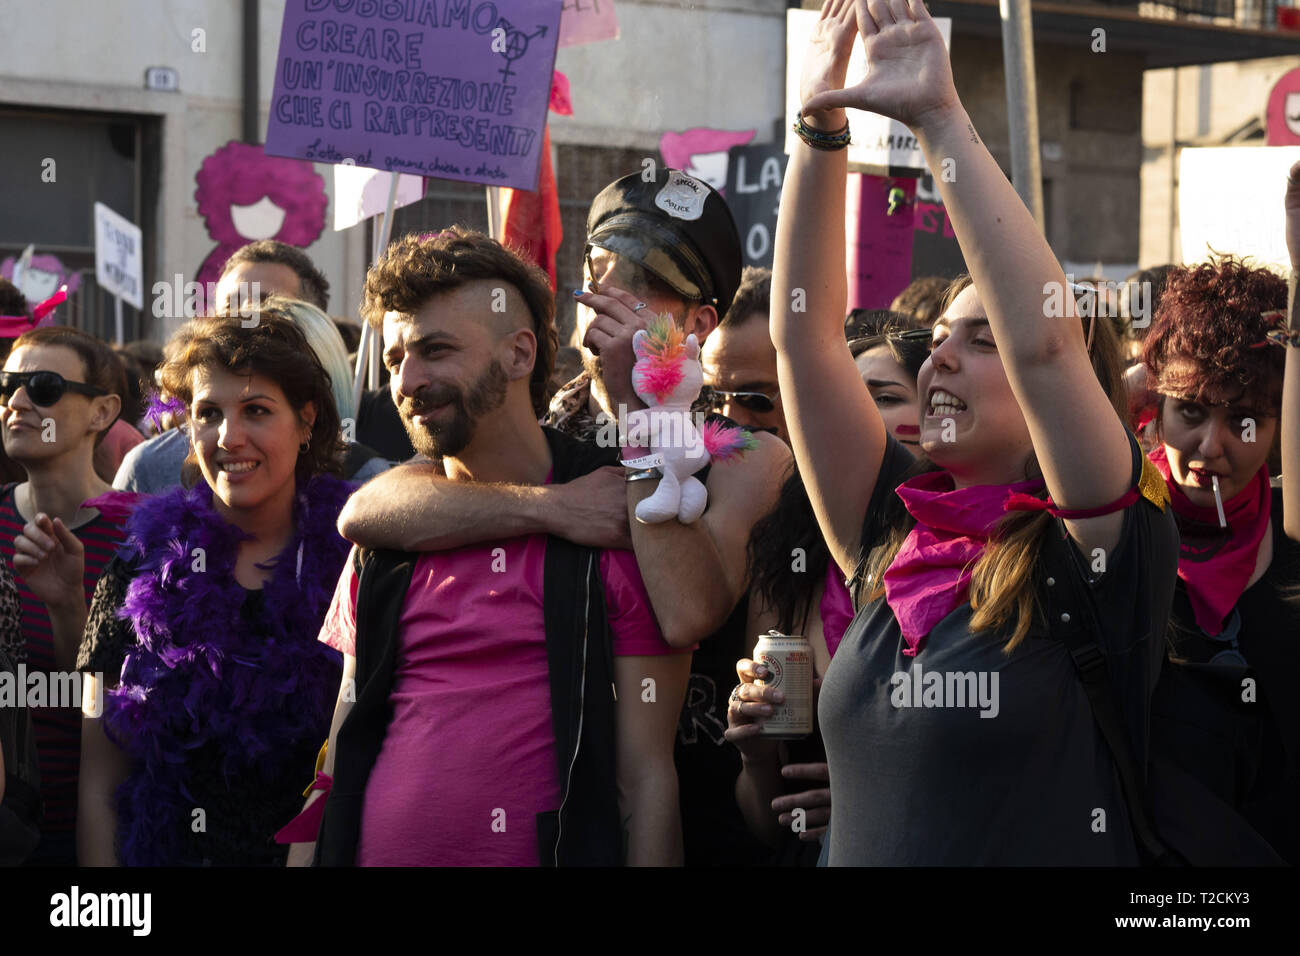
[
  {"left": 1148, "top": 444, "right": 1270, "bottom": 636},
  {"left": 883, "top": 471, "right": 1046, "bottom": 656}
]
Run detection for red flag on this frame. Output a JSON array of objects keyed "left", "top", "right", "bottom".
[{"left": 498, "top": 124, "right": 562, "bottom": 290}]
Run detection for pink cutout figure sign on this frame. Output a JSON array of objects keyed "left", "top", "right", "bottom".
[
  {"left": 193, "top": 141, "right": 328, "bottom": 298},
  {"left": 658, "top": 128, "right": 757, "bottom": 195}
]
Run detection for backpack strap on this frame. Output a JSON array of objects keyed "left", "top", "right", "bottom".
[{"left": 1057, "top": 618, "right": 1182, "bottom": 866}]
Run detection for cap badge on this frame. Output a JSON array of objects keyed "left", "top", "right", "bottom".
[{"left": 654, "top": 171, "right": 708, "bottom": 221}]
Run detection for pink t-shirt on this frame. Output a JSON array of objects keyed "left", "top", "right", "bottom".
[{"left": 318, "top": 535, "right": 677, "bottom": 867}]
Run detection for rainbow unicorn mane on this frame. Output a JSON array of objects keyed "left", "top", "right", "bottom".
[
  {"left": 633, "top": 316, "right": 688, "bottom": 404},
  {"left": 700, "top": 420, "right": 759, "bottom": 461}
]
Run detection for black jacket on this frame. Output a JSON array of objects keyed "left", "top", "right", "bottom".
[{"left": 313, "top": 427, "right": 623, "bottom": 866}]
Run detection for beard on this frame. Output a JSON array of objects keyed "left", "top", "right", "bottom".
[{"left": 399, "top": 358, "right": 509, "bottom": 460}]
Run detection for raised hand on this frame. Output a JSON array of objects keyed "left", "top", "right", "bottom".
[
  {"left": 804, "top": 0, "right": 958, "bottom": 131},
  {"left": 12, "top": 512, "right": 85, "bottom": 612},
  {"left": 799, "top": 0, "right": 861, "bottom": 118}
]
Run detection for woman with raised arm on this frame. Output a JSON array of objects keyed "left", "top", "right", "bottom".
[
  {"left": 728, "top": 0, "right": 1178, "bottom": 865},
  {"left": 1135, "top": 198, "right": 1300, "bottom": 862},
  {"left": 70, "top": 311, "right": 351, "bottom": 866}
]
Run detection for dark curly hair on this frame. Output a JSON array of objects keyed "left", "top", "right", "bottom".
[
  {"left": 1142, "top": 255, "right": 1287, "bottom": 418},
  {"left": 159, "top": 311, "right": 345, "bottom": 487},
  {"left": 362, "top": 227, "right": 557, "bottom": 418}
]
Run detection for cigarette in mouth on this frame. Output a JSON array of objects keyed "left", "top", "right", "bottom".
[{"left": 1211, "top": 475, "right": 1228, "bottom": 528}]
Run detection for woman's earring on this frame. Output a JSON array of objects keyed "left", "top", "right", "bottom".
[{"left": 299, "top": 438, "right": 310, "bottom": 454}]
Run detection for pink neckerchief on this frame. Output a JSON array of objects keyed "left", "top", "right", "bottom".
[
  {"left": 0, "top": 286, "right": 67, "bottom": 338},
  {"left": 883, "top": 470, "right": 1046, "bottom": 656},
  {"left": 1148, "top": 444, "right": 1270, "bottom": 636}
]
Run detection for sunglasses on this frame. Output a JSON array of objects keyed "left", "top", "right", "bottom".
[
  {"left": 0, "top": 371, "right": 108, "bottom": 407},
  {"left": 710, "top": 388, "right": 778, "bottom": 414}
]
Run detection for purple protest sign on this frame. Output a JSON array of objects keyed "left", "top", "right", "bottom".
[
  {"left": 265, "top": 0, "right": 562, "bottom": 191},
  {"left": 559, "top": 0, "right": 618, "bottom": 48}
]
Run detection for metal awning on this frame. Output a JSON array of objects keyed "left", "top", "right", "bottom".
[{"left": 927, "top": 0, "right": 1300, "bottom": 67}]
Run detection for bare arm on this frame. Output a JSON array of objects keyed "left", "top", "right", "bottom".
[
  {"left": 772, "top": 3, "right": 890, "bottom": 576},
  {"left": 626, "top": 434, "right": 791, "bottom": 647},
  {"left": 286, "top": 652, "right": 356, "bottom": 867},
  {"left": 338, "top": 463, "right": 632, "bottom": 552},
  {"left": 615, "top": 653, "right": 690, "bottom": 866},
  {"left": 77, "top": 673, "right": 128, "bottom": 866}
]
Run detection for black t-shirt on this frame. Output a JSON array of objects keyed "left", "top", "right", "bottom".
[
  {"left": 674, "top": 596, "right": 779, "bottom": 866},
  {"left": 1152, "top": 485, "right": 1300, "bottom": 863},
  {"left": 819, "top": 433, "right": 1178, "bottom": 865}
]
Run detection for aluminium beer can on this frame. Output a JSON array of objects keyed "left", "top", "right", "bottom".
[{"left": 754, "top": 630, "right": 813, "bottom": 739}]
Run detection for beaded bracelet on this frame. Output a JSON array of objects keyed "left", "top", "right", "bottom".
[{"left": 792, "top": 110, "right": 851, "bottom": 151}]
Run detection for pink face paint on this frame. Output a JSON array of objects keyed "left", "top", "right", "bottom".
[{"left": 1212, "top": 475, "right": 1228, "bottom": 529}]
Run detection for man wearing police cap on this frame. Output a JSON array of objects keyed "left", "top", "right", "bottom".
[{"left": 549, "top": 167, "right": 791, "bottom": 866}]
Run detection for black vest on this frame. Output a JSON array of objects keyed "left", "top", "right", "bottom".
[{"left": 314, "top": 427, "right": 623, "bottom": 866}]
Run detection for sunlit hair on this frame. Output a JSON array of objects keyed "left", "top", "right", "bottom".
[
  {"left": 238, "top": 295, "right": 356, "bottom": 422},
  {"left": 861, "top": 273, "right": 1128, "bottom": 653},
  {"left": 363, "top": 226, "right": 557, "bottom": 417},
  {"left": 159, "top": 311, "right": 345, "bottom": 487},
  {"left": 1141, "top": 255, "right": 1286, "bottom": 420}
]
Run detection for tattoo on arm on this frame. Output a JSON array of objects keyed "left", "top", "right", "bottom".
[{"left": 967, "top": 122, "right": 979, "bottom": 145}]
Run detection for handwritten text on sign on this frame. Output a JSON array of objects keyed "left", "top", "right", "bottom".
[
  {"left": 265, "top": 0, "right": 562, "bottom": 191},
  {"left": 93, "top": 202, "right": 144, "bottom": 309}
]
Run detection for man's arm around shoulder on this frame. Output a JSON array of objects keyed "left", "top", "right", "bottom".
[{"left": 627, "top": 432, "right": 791, "bottom": 648}]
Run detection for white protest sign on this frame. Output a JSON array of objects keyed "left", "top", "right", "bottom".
[
  {"left": 784, "top": 10, "right": 951, "bottom": 172},
  {"left": 333, "top": 166, "right": 425, "bottom": 231},
  {"left": 1179, "top": 146, "right": 1300, "bottom": 270},
  {"left": 93, "top": 202, "right": 143, "bottom": 309}
]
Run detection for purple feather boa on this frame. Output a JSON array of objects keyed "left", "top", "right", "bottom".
[{"left": 103, "top": 473, "right": 352, "bottom": 866}]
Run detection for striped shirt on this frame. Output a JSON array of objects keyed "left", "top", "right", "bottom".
[{"left": 0, "top": 483, "right": 129, "bottom": 842}]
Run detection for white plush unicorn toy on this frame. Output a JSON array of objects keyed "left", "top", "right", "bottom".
[{"left": 628, "top": 316, "right": 757, "bottom": 524}]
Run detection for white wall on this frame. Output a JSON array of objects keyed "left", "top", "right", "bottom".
[{"left": 551, "top": 0, "right": 789, "bottom": 149}]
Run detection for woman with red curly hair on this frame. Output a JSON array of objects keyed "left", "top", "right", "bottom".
[{"left": 1133, "top": 174, "right": 1300, "bottom": 863}]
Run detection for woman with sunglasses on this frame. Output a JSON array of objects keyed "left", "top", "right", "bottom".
[
  {"left": 729, "top": 0, "right": 1179, "bottom": 865},
  {"left": 66, "top": 312, "right": 351, "bottom": 866},
  {"left": 0, "top": 326, "right": 130, "bottom": 865},
  {"left": 1133, "top": 228, "right": 1300, "bottom": 862}
]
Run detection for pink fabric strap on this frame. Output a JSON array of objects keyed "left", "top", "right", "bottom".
[
  {"left": 273, "top": 772, "right": 332, "bottom": 845},
  {"left": 1003, "top": 486, "right": 1139, "bottom": 520},
  {"left": 0, "top": 286, "right": 68, "bottom": 338}
]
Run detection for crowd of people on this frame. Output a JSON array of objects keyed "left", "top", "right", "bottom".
[{"left": 0, "top": 0, "right": 1296, "bottom": 867}]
